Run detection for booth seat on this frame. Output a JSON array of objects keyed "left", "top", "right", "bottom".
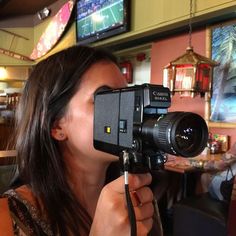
[
  {"left": 173, "top": 177, "right": 236, "bottom": 236},
  {"left": 0, "top": 150, "right": 17, "bottom": 194}
]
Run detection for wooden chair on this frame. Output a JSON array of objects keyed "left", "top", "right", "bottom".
[{"left": 173, "top": 176, "right": 236, "bottom": 236}]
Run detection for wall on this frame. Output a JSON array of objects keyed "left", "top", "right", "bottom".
[
  {"left": 151, "top": 30, "right": 206, "bottom": 116},
  {"left": 0, "top": 0, "right": 68, "bottom": 66},
  {"left": 0, "top": 0, "right": 236, "bottom": 147},
  {"left": 92, "top": 0, "right": 236, "bottom": 48},
  {"left": 150, "top": 30, "right": 236, "bottom": 148},
  {"left": 0, "top": 66, "right": 28, "bottom": 92},
  {"left": 1, "top": 0, "right": 236, "bottom": 66},
  {"left": 117, "top": 47, "right": 151, "bottom": 85},
  {"left": 0, "top": 27, "right": 34, "bottom": 66}
]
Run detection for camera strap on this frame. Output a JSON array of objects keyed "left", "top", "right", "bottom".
[{"left": 122, "top": 150, "right": 137, "bottom": 236}]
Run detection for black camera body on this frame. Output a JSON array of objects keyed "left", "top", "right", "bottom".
[{"left": 94, "top": 84, "right": 208, "bottom": 172}]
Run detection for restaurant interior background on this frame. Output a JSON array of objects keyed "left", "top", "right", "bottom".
[
  {"left": 1, "top": 1, "right": 236, "bottom": 236},
  {"left": 0, "top": 0, "right": 236, "bottom": 150}
]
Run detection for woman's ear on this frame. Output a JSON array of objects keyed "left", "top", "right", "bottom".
[{"left": 51, "top": 120, "right": 67, "bottom": 141}]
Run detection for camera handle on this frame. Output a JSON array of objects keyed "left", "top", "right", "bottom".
[
  {"left": 122, "top": 150, "right": 137, "bottom": 236},
  {"left": 120, "top": 150, "right": 168, "bottom": 174},
  {"left": 121, "top": 150, "right": 165, "bottom": 236}
]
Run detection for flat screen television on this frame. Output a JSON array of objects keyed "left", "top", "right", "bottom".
[{"left": 76, "top": 0, "right": 130, "bottom": 44}]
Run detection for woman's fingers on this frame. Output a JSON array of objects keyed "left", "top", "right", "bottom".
[
  {"left": 106, "top": 173, "right": 152, "bottom": 194},
  {"left": 128, "top": 177, "right": 154, "bottom": 233},
  {"left": 131, "top": 187, "right": 154, "bottom": 222},
  {"left": 128, "top": 173, "right": 152, "bottom": 192},
  {"left": 137, "top": 217, "right": 154, "bottom": 236},
  {"left": 91, "top": 174, "right": 154, "bottom": 236},
  {"left": 134, "top": 202, "right": 154, "bottom": 221},
  {"left": 131, "top": 186, "right": 153, "bottom": 207}
]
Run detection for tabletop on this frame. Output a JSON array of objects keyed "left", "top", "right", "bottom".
[{"left": 164, "top": 153, "right": 228, "bottom": 174}]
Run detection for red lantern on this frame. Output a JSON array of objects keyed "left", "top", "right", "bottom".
[{"left": 164, "top": 47, "right": 218, "bottom": 97}]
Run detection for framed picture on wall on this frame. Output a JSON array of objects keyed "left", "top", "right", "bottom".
[{"left": 206, "top": 20, "right": 236, "bottom": 128}]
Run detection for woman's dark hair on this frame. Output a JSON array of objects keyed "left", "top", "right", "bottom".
[{"left": 14, "top": 45, "right": 118, "bottom": 235}]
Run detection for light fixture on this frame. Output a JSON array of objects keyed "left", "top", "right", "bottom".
[
  {"left": 163, "top": 0, "right": 218, "bottom": 97},
  {"left": 38, "top": 7, "right": 51, "bottom": 20},
  {"left": 0, "top": 67, "right": 7, "bottom": 79}
]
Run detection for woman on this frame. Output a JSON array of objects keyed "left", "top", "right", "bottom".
[
  {"left": 201, "top": 143, "right": 236, "bottom": 202},
  {"left": 0, "top": 45, "right": 154, "bottom": 235}
]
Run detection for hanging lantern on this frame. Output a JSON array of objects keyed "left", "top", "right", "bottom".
[
  {"left": 163, "top": 0, "right": 218, "bottom": 97},
  {"left": 164, "top": 46, "right": 218, "bottom": 97}
]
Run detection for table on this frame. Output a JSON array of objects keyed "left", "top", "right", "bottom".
[
  {"left": 164, "top": 159, "right": 194, "bottom": 173},
  {"left": 164, "top": 153, "right": 230, "bottom": 198},
  {"left": 164, "top": 154, "right": 224, "bottom": 174},
  {"left": 0, "top": 150, "right": 16, "bottom": 165}
]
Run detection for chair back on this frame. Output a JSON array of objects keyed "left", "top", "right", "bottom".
[{"left": 228, "top": 176, "right": 236, "bottom": 236}]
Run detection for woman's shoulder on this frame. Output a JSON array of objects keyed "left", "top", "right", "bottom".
[{"left": 0, "top": 185, "right": 53, "bottom": 236}]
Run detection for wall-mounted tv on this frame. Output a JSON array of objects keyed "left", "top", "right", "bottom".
[{"left": 76, "top": 0, "right": 130, "bottom": 45}]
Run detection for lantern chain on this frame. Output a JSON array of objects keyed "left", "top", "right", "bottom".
[{"left": 188, "top": 0, "right": 193, "bottom": 48}]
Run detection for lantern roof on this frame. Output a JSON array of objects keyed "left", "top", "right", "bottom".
[{"left": 165, "top": 46, "right": 219, "bottom": 68}]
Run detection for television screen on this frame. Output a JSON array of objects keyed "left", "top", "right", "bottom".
[{"left": 76, "top": 0, "right": 130, "bottom": 44}]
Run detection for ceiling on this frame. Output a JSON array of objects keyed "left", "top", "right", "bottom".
[{"left": 0, "top": 0, "right": 58, "bottom": 20}]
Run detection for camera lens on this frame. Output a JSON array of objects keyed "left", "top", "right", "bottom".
[{"left": 141, "top": 112, "right": 208, "bottom": 157}]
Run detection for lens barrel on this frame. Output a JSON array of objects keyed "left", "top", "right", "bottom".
[{"left": 141, "top": 112, "right": 208, "bottom": 157}]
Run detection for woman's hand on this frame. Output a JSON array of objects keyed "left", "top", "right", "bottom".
[{"left": 90, "top": 173, "right": 154, "bottom": 236}]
